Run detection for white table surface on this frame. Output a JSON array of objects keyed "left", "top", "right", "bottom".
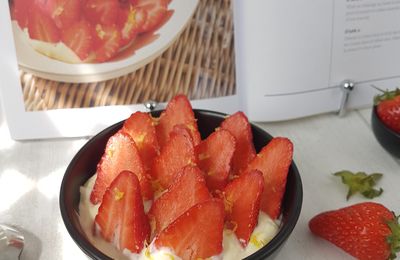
[{"left": 0, "top": 104, "right": 399, "bottom": 260}]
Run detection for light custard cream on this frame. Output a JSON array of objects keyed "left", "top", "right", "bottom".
[{"left": 79, "top": 175, "right": 279, "bottom": 260}]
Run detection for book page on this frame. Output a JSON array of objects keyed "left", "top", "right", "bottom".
[
  {"left": 330, "top": 0, "right": 400, "bottom": 84},
  {"left": 233, "top": 0, "right": 336, "bottom": 121},
  {"left": 234, "top": 0, "right": 400, "bottom": 121}
]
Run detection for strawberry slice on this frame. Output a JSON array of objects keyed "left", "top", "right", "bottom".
[
  {"left": 37, "top": 0, "right": 81, "bottom": 29},
  {"left": 220, "top": 111, "right": 256, "bottom": 175},
  {"left": 61, "top": 20, "right": 94, "bottom": 61},
  {"left": 93, "top": 24, "right": 122, "bottom": 62},
  {"left": 122, "top": 111, "right": 160, "bottom": 171},
  {"left": 117, "top": 5, "right": 147, "bottom": 47},
  {"left": 83, "top": 0, "right": 119, "bottom": 26},
  {"left": 195, "top": 129, "right": 236, "bottom": 193},
  {"left": 151, "top": 126, "right": 197, "bottom": 190},
  {"left": 156, "top": 94, "right": 201, "bottom": 148},
  {"left": 10, "top": 0, "right": 33, "bottom": 29},
  {"left": 135, "top": 0, "right": 168, "bottom": 32},
  {"left": 148, "top": 166, "right": 211, "bottom": 236},
  {"left": 94, "top": 171, "right": 150, "bottom": 253},
  {"left": 223, "top": 170, "right": 264, "bottom": 247},
  {"left": 243, "top": 137, "right": 293, "bottom": 219},
  {"left": 27, "top": 5, "right": 61, "bottom": 43},
  {"left": 154, "top": 199, "right": 225, "bottom": 260},
  {"left": 90, "top": 131, "right": 153, "bottom": 204}
]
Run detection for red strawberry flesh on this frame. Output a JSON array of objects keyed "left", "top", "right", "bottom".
[
  {"left": 83, "top": 0, "right": 119, "bottom": 26},
  {"left": 122, "top": 111, "right": 160, "bottom": 171},
  {"left": 243, "top": 137, "right": 293, "bottom": 219},
  {"left": 151, "top": 127, "right": 197, "bottom": 189},
  {"left": 61, "top": 20, "right": 94, "bottom": 61},
  {"left": 28, "top": 5, "right": 61, "bottom": 43},
  {"left": 156, "top": 94, "right": 201, "bottom": 148},
  {"left": 195, "top": 129, "right": 236, "bottom": 193},
  {"left": 376, "top": 89, "right": 400, "bottom": 133},
  {"left": 223, "top": 170, "right": 264, "bottom": 247},
  {"left": 94, "top": 170, "right": 150, "bottom": 253},
  {"left": 148, "top": 166, "right": 211, "bottom": 236},
  {"left": 220, "top": 111, "right": 256, "bottom": 175},
  {"left": 90, "top": 130, "right": 152, "bottom": 204},
  {"left": 154, "top": 199, "right": 225, "bottom": 260}
]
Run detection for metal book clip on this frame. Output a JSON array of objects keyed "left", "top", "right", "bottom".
[{"left": 338, "top": 80, "right": 355, "bottom": 117}]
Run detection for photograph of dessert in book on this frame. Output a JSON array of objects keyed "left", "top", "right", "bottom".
[{"left": 9, "top": 0, "right": 174, "bottom": 64}]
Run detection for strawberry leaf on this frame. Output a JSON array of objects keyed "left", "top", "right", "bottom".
[
  {"left": 386, "top": 213, "right": 400, "bottom": 260},
  {"left": 374, "top": 88, "right": 400, "bottom": 106},
  {"left": 333, "top": 170, "right": 383, "bottom": 200}
]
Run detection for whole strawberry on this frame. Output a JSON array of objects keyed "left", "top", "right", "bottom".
[
  {"left": 309, "top": 202, "right": 400, "bottom": 260},
  {"left": 375, "top": 88, "right": 400, "bottom": 133}
]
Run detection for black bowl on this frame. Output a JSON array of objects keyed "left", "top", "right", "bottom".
[
  {"left": 371, "top": 106, "right": 400, "bottom": 158},
  {"left": 60, "top": 109, "right": 303, "bottom": 260}
]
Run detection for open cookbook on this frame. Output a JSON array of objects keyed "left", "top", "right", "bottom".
[{"left": 1, "top": 0, "right": 400, "bottom": 139}]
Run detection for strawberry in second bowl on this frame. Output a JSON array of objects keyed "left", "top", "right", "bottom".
[{"left": 371, "top": 88, "right": 400, "bottom": 158}]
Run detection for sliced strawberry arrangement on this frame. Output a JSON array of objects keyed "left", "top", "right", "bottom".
[
  {"left": 243, "top": 137, "right": 293, "bottom": 219},
  {"left": 94, "top": 171, "right": 150, "bottom": 253},
  {"left": 156, "top": 94, "right": 201, "bottom": 148},
  {"left": 223, "top": 170, "right": 264, "bottom": 247},
  {"left": 117, "top": 5, "right": 147, "bottom": 47},
  {"left": 220, "top": 112, "right": 256, "bottom": 175},
  {"left": 61, "top": 20, "right": 94, "bottom": 61},
  {"left": 83, "top": 0, "right": 119, "bottom": 26},
  {"left": 148, "top": 166, "right": 211, "bottom": 236},
  {"left": 93, "top": 24, "right": 122, "bottom": 62},
  {"left": 90, "top": 130, "right": 153, "bottom": 204},
  {"left": 195, "top": 129, "right": 236, "bottom": 193},
  {"left": 27, "top": 5, "right": 61, "bottom": 43},
  {"left": 309, "top": 202, "right": 400, "bottom": 260},
  {"left": 151, "top": 126, "right": 197, "bottom": 189},
  {"left": 154, "top": 199, "right": 225, "bottom": 260},
  {"left": 135, "top": 0, "right": 168, "bottom": 32},
  {"left": 122, "top": 111, "right": 160, "bottom": 171}
]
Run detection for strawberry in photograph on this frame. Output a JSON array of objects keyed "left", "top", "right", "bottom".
[
  {"left": 223, "top": 170, "right": 264, "bottom": 247},
  {"left": 34, "top": 0, "right": 82, "bottom": 29},
  {"left": 95, "top": 171, "right": 150, "bottom": 253},
  {"left": 375, "top": 88, "right": 400, "bottom": 133},
  {"left": 309, "top": 202, "right": 400, "bottom": 260},
  {"left": 135, "top": 0, "right": 168, "bottom": 32},
  {"left": 10, "top": 0, "right": 33, "bottom": 29},
  {"left": 61, "top": 20, "right": 94, "bottom": 61},
  {"left": 154, "top": 199, "right": 225, "bottom": 260},
  {"left": 117, "top": 5, "right": 147, "bottom": 47},
  {"left": 93, "top": 24, "right": 122, "bottom": 62},
  {"left": 27, "top": 5, "right": 61, "bottom": 43},
  {"left": 242, "top": 137, "right": 293, "bottom": 219},
  {"left": 83, "top": 0, "right": 119, "bottom": 26}
]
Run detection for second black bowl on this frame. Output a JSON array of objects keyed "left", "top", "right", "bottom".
[
  {"left": 60, "top": 109, "right": 303, "bottom": 259},
  {"left": 371, "top": 106, "right": 400, "bottom": 158}
]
